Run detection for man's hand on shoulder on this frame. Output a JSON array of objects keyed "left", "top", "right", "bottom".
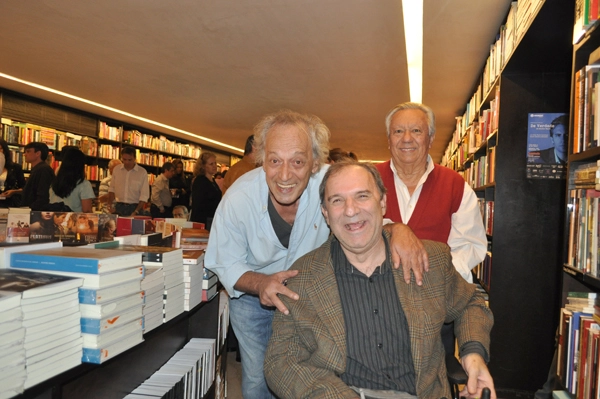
[
  {"left": 460, "top": 353, "right": 496, "bottom": 399},
  {"left": 384, "top": 223, "right": 429, "bottom": 285},
  {"left": 235, "top": 270, "right": 300, "bottom": 315}
]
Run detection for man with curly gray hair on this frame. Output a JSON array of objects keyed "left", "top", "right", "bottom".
[{"left": 205, "top": 110, "right": 428, "bottom": 399}]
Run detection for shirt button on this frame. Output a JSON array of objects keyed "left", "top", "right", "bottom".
[
  {"left": 369, "top": 277, "right": 373, "bottom": 283},
  {"left": 373, "top": 309, "right": 379, "bottom": 314},
  {"left": 377, "top": 343, "right": 383, "bottom": 349}
]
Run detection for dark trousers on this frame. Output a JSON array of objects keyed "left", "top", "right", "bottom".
[
  {"left": 115, "top": 202, "right": 137, "bottom": 217},
  {"left": 150, "top": 204, "right": 172, "bottom": 219}
]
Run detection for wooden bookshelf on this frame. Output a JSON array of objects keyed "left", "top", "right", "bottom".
[{"left": 443, "top": 0, "right": 573, "bottom": 395}]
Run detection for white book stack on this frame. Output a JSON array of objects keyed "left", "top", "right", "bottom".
[
  {"left": 0, "top": 291, "right": 25, "bottom": 399},
  {"left": 182, "top": 250, "right": 205, "bottom": 311},
  {"left": 141, "top": 266, "right": 165, "bottom": 333},
  {"left": 0, "top": 269, "right": 84, "bottom": 390},
  {"left": 125, "top": 338, "right": 216, "bottom": 399},
  {"left": 10, "top": 248, "right": 146, "bottom": 365},
  {"left": 202, "top": 269, "right": 219, "bottom": 302}
]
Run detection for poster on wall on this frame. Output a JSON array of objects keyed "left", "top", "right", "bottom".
[{"left": 526, "top": 113, "right": 568, "bottom": 179}]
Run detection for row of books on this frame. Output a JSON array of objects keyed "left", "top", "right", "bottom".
[
  {"left": 443, "top": 86, "right": 500, "bottom": 170},
  {"left": 477, "top": 199, "right": 494, "bottom": 237},
  {"left": 98, "top": 143, "right": 121, "bottom": 160},
  {"left": 573, "top": 64, "right": 600, "bottom": 154},
  {"left": 574, "top": 0, "right": 600, "bottom": 44},
  {"left": 461, "top": 148, "right": 496, "bottom": 189},
  {"left": 123, "top": 129, "right": 202, "bottom": 160},
  {"left": 124, "top": 338, "right": 216, "bottom": 399},
  {"left": 558, "top": 292, "right": 600, "bottom": 398},
  {"left": 566, "top": 187, "right": 600, "bottom": 275},
  {"left": 0, "top": 118, "right": 98, "bottom": 155},
  {"left": 473, "top": 250, "right": 492, "bottom": 291}
]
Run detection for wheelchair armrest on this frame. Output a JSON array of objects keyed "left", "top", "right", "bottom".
[{"left": 446, "top": 353, "right": 468, "bottom": 385}]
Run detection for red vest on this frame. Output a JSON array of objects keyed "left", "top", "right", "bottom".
[{"left": 376, "top": 161, "right": 465, "bottom": 242}]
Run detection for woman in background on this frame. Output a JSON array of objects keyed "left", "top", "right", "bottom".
[
  {"left": 169, "top": 159, "right": 191, "bottom": 209},
  {"left": 190, "top": 152, "right": 221, "bottom": 226},
  {"left": 0, "top": 138, "right": 25, "bottom": 207},
  {"left": 49, "top": 147, "right": 95, "bottom": 213}
]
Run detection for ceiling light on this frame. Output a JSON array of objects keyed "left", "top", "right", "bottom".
[
  {"left": 402, "top": 0, "right": 423, "bottom": 103},
  {"left": 0, "top": 72, "right": 243, "bottom": 154}
]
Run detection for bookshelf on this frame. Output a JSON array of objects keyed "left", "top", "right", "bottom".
[
  {"left": 443, "top": 0, "right": 572, "bottom": 395},
  {"left": 0, "top": 90, "right": 228, "bottom": 188}
]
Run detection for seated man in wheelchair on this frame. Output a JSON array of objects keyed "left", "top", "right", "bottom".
[{"left": 265, "top": 161, "right": 495, "bottom": 399}]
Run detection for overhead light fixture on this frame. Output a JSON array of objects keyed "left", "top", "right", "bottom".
[
  {"left": 0, "top": 72, "right": 244, "bottom": 154},
  {"left": 402, "top": 0, "right": 423, "bottom": 103}
]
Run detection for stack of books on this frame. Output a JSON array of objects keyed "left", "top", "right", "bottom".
[
  {"left": 141, "top": 265, "right": 165, "bottom": 333},
  {"left": 182, "top": 250, "right": 205, "bottom": 311},
  {"left": 124, "top": 338, "right": 216, "bottom": 399},
  {"left": 0, "top": 289, "right": 25, "bottom": 398},
  {"left": 179, "top": 228, "right": 209, "bottom": 250},
  {"left": 113, "top": 246, "right": 184, "bottom": 323},
  {"left": 0, "top": 269, "right": 84, "bottom": 390},
  {"left": 202, "top": 269, "right": 219, "bottom": 302},
  {"left": 9, "top": 247, "right": 145, "bottom": 365}
]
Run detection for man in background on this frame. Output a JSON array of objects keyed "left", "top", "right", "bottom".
[
  {"left": 172, "top": 205, "right": 189, "bottom": 219},
  {"left": 107, "top": 146, "right": 149, "bottom": 216},
  {"left": 98, "top": 159, "right": 122, "bottom": 213},
  {"left": 265, "top": 161, "right": 495, "bottom": 399},
  {"left": 14, "top": 142, "right": 55, "bottom": 210},
  {"left": 151, "top": 162, "right": 175, "bottom": 218},
  {"left": 376, "top": 102, "right": 487, "bottom": 362},
  {"left": 538, "top": 114, "right": 568, "bottom": 164},
  {"left": 222, "top": 134, "right": 257, "bottom": 194}
]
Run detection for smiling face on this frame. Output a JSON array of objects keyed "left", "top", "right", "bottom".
[
  {"left": 321, "top": 165, "right": 386, "bottom": 258},
  {"left": 388, "top": 108, "right": 433, "bottom": 170},
  {"left": 263, "top": 124, "right": 318, "bottom": 209}
]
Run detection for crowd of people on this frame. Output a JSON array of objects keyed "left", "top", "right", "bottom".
[{"left": 4, "top": 101, "right": 497, "bottom": 399}]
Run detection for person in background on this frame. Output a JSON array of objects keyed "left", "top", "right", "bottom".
[
  {"left": 172, "top": 205, "right": 189, "bottom": 220},
  {"left": 190, "top": 152, "right": 222, "bottom": 227},
  {"left": 265, "top": 161, "right": 495, "bottom": 399},
  {"left": 222, "top": 134, "right": 258, "bottom": 194},
  {"left": 15, "top": 142, "right": 54, "bottom": 210},
  {"left": 205, "top": 110, "right": 428, "bottom": 399},
  {"left": 0, "top": 138, "right": 25, "bottom": 207},
  {"left": 98, "top": 159, "right": 122, "bottom": 213},
  {"left": 49, "top": 147, "right": 95, "bottom": 213},
  {"left": 151, "top": 162, "right": 175, "bottom": 218},
  {"left": 376, "top": 102, "right": 487, "bottom": 360},
  {"left": 107, "top": 146, "right": 149, "bottom": 216},
  {"left": 169, "top": 159, "right": 191, "bottom": 210},
  {"left": 538, "top": 114, "right": 568, "bottom": 164},
  {"left": 327, "top": 147, "right": 358, "bottom": 163},
  {"left": 214, "top": 171, "right": 225, "bottom": 192}
]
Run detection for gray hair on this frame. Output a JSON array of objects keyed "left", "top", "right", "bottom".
[
  {"left": 254, "top": 110, "right": 330, "bottom": 171},
  {"left": 385, "top": 102, "right": 436, "bottom": 138},
  {"left": 319, "top": 160, "right": 387, "bottom": 205}
]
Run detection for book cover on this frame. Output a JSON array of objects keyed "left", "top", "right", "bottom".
[
  {"left": 182, "top": 250, "right": 205, "bottom": 265},
  {"left": 6, "top": 210, "right": 30, "bottom": 243},
  {"left": 526, "top": 112, "right": 568, "bottom": 180},
  {"left": 0, "top": 269, "right": 83, "bottom": 299},
  {"left": 11, "top": 247, "right": 142, "bottom": 274},
  {"left": 98, "top": 214, "right": 117, "bottom": 242}
]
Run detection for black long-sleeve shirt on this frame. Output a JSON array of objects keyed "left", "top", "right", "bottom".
[{"left": 21, "top": 162, "right": 54, "bottom": 210}]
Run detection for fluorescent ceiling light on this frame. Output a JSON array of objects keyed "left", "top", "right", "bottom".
[
  {"left": 402, "top": 0, "right": 423, "bottom": 103},
  {"left": 0, "top": 72, "right": 243, "bottom": 154}
]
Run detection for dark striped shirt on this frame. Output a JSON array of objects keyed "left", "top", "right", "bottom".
[{"left": 332, "top": 235, "right": 417, "bottom": 393}]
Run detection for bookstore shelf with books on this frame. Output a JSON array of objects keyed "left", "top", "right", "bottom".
[{"left": 441, "top": 0, "right": 572, "bottom": 395}]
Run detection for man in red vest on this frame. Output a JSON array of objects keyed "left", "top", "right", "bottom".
[{"left": 376, "top": 102, "right": 487, "bottom": 354}]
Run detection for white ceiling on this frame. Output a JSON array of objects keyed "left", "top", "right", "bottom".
[{"left": 0, "top": 0, "right": 512, "bottom": 163}]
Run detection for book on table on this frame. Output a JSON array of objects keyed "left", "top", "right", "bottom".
[
  {"left": 10, "top": 247, "right": 143, "bottom": 274},
  {"left": 80, "top": 291, "right": 145, "bottom": 319},
  {"left": 12, "top": 266, "right": 145, "bottom": 289},
  {"left": 0, "top": 269, "right": 83, "bottom": 298},
  {"left": 79, "top": 279, "right": 142, "bottom": 304},
  {"left": 82, "top": 329, "right": 143, "bottom": 364}
]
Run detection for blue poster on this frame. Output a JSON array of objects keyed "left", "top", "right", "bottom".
[{"left": 526, "top": 113, "right": 568, "bottom": 179}]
